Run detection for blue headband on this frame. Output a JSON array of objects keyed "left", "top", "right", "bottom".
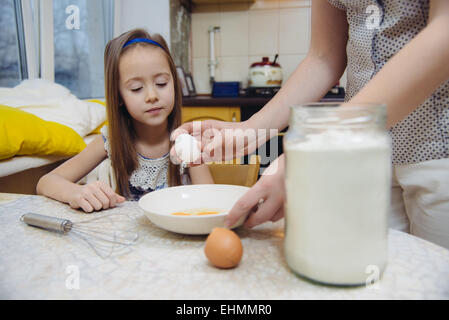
[{"left": 123, "top": 38, "right": 165, "bottom": 50}]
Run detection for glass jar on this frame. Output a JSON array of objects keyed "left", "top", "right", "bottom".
[{"left": 283, "top": 103, "right": 391, "bottom": 286}]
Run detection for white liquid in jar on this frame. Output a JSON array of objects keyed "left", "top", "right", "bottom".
[{"left": 284, "top": 130, "right": 390, "bottom": 285}]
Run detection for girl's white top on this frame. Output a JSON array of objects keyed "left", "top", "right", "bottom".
[{"left": 328, "top": 0, "right": 449, "bottom": 165}]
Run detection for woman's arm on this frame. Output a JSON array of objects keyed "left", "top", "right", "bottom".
[
  {"left": 171, "top": 1, "right": 349, "bottom": 163},
  {"left": 223, "top": 2, "right": 351, "bottom": 228},
  {"left": 188, "top": 164, "right": 214, "bottom": 184},
  {"left": 348, "top": 0, "right": 449, "bottom": 128},
  {"left": 246, "top": 0, "right": 349, "bottom": 131},
  {"left": 37, "top": 135, "right": 124, "bottom": 212}
]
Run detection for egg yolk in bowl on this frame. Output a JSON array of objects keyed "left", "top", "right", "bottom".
[{"left": 171, "top": 209, "right": 223, "bottom": 216}]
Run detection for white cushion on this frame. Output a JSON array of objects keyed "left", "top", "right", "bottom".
[{"left": 0, "top": 79, "right": 106, "bottom": 137}]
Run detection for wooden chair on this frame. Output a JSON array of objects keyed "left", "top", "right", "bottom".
[
  {"left": 82, "top": 155, "right": 261, "bottom": 189},
  {"left": 207, "top": 155, "right": 260, "bottom": 187}
]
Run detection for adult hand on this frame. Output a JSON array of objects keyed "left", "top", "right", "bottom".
[
  {"left": 225, "top": 154, "right": 286, "bottom": 228},
  {"left": 170, "top": 120, "right": 263, "bottom": 165},
  {"left": 67, "top": 181, "right": 125, "bottom": 213}
]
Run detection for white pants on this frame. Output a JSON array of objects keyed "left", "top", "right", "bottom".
[{"left": 389, "top": 158, "right": 449, "bottom": 249}]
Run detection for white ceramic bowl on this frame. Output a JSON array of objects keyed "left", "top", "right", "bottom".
[{"left": 138, "top": 184, "right": 250, "bottom": 235}]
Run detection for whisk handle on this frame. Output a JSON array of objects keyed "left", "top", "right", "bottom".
[{"left": 21, "top": 213, "right": 73, "bottom": 233}]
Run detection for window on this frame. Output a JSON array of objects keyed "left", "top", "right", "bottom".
[
  {"left": 0, "top": 0, "right": 114, "bottom": 98},
  {"left": 53, "top": 0, "right": 114, "bottom": 98},
  {"left": 0, "top": 0, "right": 26, "bottom": 87}
]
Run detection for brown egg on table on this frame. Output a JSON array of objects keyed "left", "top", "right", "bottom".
[{"left": 204, "top": 227, "right": 243, "bottom": 269}]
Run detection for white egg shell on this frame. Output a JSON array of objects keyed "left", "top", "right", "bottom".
[{"left": 175, "top": 134, "right": 200, "bottom": 163}]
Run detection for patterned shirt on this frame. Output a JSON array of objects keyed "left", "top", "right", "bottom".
[
  {"left": 101, "top": 126, "right": 190, "bottom": 201},
  {"left": 328, "top": 0, "right": 449, "bottom": 164}
]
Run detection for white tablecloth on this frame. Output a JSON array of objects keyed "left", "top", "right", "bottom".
[{"left": 0, "top": 194, "right": 448, "bottom": 299}]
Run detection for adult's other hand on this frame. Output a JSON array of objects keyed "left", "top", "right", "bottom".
[{"left": 225, "top": 154, "right": 286, "bottom": 228}]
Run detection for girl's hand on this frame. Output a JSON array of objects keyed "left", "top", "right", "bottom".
[{"left": 67, "top": 181, "right": 126, "bottom": 213}]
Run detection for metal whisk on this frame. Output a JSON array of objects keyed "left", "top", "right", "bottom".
[{"left": 21, "top": 212, "right": 139, "bottom": 258}]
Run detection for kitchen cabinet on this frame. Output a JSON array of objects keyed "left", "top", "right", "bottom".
[{"left": 181, "top": 106, "right": 241, "bottom": 123}]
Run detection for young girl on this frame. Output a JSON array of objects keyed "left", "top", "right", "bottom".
[{"left": 37, "top": 29, "right": 213, "bottom": 212}]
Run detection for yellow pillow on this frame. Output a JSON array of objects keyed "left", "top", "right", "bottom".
[
  {"left": 0, "top": 105, "right": 86, "bottom": 160},
  {"left": 87, "top": 99, "right": 107, "bottom": 134}
]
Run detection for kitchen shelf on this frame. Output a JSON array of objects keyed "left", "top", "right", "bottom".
[
  {"left": 192, "top": 0, "right": 255, "bottom": 4},
  {"left": 182, "top": 94, "right": 344, "bottom": 108},
  {"left": 183, "top": 95, "right": 271, "bottom": 107}
]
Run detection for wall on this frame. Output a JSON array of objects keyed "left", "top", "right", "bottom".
[
  {"left": 118, "top": 0, "right": 171, "bottom": 47},
  {"left": 191, "top": 0, "right": 346, "bottom": 94},
  {"left": 191, "top": 0, "right": 310, "bottom": 94},
  {"left": 117, "top": 0, "right": 191, "bottom": 74}
]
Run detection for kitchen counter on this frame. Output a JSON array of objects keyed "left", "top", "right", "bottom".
[
  {"left": 183, "top": 96, "right": 272, "bottom": 107},
  {"left": 1, "top": 193, "right": 448, "bottom": 299},
  {"left": 182, "top": 95, "right": 345, "bottom": 107}
]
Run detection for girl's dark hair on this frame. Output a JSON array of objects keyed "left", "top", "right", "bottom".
[{"left": 104, "top": 28, "right": 182, "bottom": 197}]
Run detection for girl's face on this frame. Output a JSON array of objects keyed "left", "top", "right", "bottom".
[{"left": 118, "top": 45, "right": 175, "bottom": 128}]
